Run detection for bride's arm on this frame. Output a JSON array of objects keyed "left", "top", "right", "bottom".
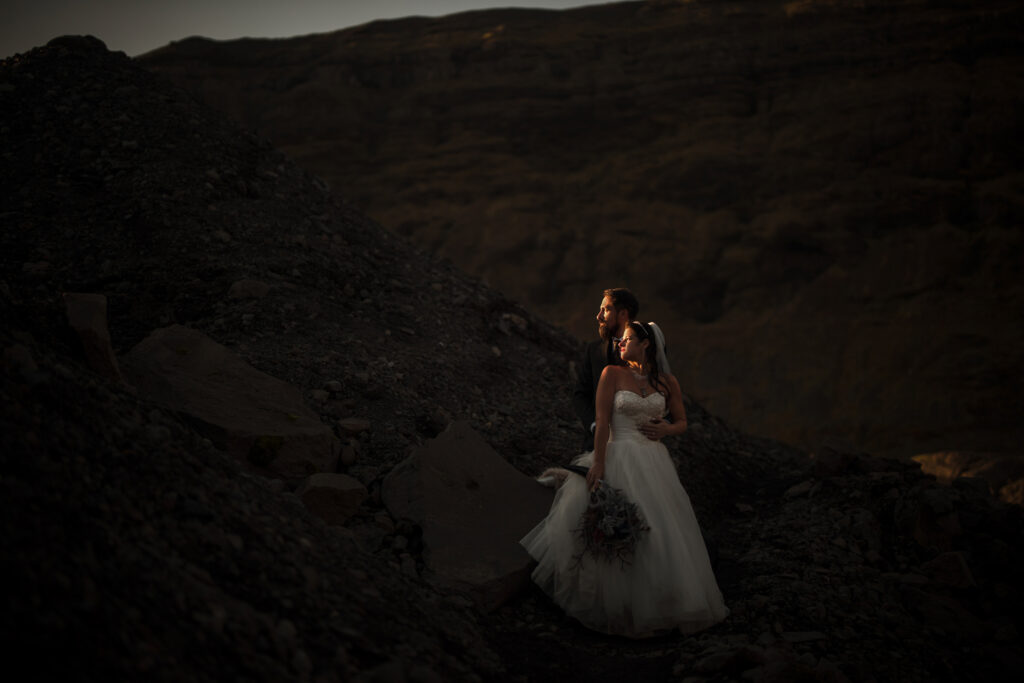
[
  {"left": 587, "top": 366, "right": 617, "bottom": 490},
  {"left": 640, "top": 373, "right": 688, "bottom": 439},
  {"left": 665, "top": 374, "right": 689, "bottom": 434}
]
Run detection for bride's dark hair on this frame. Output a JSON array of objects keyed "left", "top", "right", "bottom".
[{"left": 627, "top": 321, "right": 670, "bottom": 398}]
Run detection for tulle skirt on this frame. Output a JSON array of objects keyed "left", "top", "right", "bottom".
[{"left": 520, "top": 438, "right": 729, "bottom": 637}]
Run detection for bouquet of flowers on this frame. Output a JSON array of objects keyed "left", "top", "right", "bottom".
[{"left": 564, "top": 465, "right": 650, "bottom": 567}]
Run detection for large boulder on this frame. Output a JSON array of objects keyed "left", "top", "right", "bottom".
[
  {"left": 382, "top": 421, "right": 553, "bottom": 610},
  {"left": 120, "top": 325, "right": 338, "bottom": 478}
]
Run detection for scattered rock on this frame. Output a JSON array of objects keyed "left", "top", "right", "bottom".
[
  {"left": 296, "top": 473, "right": 368, "bottom": 526},
  {"left": 781, "top": 630, "right": 827, "bottom": 644},
  {"left": 4, "top": 343, "right": 38, "bottom": 377},
  {"left": 63, "top": 292, "right": 124, "bottom": 383},
  {"left": 783, "top": 480, "right": 814, "bottom": 498},
  {"left": 120, "top": 325, "right": 338, "bottom": 477},
  {"left": 22, "top": 261, "right": 51, "bottom": 275},
  {"left": 498, "top": 312, "right": 528, "bottom": 335},
  {"left": 694, "top": 650, "right": 735, "bottom": 673},
  {"left": 340, "top": 443, "right": 358, "bottom": 467},
  {"left": 809, "top": 446, "right": 856, "bottom": 478},
  {"left": 1000, "top": 479, "right": 1024, "bottom": 506},
  {"left": 920, "top": 551, "right": 975, "bottom": 589},
  {"left": 337, "top": 417, "right": 371, "bottom": 436},
  {"left": 228, "top": 278, "right": 271, "bottom": 299},
  {"left": 906, "top": 587, "right": 987, "bottom": 639}
]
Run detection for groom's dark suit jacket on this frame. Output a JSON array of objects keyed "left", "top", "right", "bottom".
[{"left": 572, "top": 337, "right": 622, "bottom": 445}]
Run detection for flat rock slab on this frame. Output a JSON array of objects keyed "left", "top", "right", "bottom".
[
  {"left": 121, "top": 325, "right": 338, "bottom": 478},
  {"left": 382, "top": 421, "right": 553, "bottom": 610}
]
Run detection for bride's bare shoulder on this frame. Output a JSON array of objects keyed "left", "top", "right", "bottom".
[
  {"left": 599, "top": 364, "right": 627, "bottom": 387},
  {"left": 600, "top": 365, "right": 627, "bottom": 378}
]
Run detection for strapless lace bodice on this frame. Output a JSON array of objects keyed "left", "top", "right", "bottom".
[{"left": 611, "top": 390, "right": 666, "bottom": 442}]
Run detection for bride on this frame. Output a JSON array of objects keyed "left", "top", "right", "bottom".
[{"left": 520, "top": 321, "right": 728, "bottom": 637}]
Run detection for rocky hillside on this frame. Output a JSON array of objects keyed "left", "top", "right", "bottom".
[
  {"left": 2, "top": 35, "right": 1022, "bottom": 682},
  {"left": 138, "top": 0, "right": 1024, "bottom": 458}
]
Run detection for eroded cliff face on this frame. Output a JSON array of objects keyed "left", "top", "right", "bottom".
[{"left": 138, "top": 0, "right": 1024, "bottom": 457}]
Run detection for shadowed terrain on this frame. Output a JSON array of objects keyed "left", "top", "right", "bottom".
[
  {"left": 139, "top": 0, "right": 1024, "bottom": 458},
  {"left": 2, "top": 31, "right": 1022, "bottom": 683}
]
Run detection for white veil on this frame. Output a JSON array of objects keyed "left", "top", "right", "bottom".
[{"left": 647, "top": 321, "right": 671, "bottom": 377}]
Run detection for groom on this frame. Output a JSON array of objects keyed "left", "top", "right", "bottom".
[{"left": 572, "top": 287, "right": 639, "bottom": 450}]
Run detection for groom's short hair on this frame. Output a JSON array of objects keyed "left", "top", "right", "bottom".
[{"left": 604, "top": 287, "right": 639, "bottom": 321}]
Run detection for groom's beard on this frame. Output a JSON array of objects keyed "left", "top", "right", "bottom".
[
  {"left": 600, "top": 324, "right": 623, "bottom": 365},
  {"left": 599, "top": 321, "right": 619, "bottom": 341}
]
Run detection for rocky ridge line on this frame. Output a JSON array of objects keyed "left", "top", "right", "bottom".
[{"left": 139, "top": 0, "right": 1024, "bottom": 458}]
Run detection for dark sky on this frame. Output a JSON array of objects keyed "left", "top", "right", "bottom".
[{"left": 2, "top": 0, "right": 606, "bottom": 58}]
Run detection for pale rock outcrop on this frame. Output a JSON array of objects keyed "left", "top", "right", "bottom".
[
  {"left": 382, "top": 421, "right": 553, "bottom": 610},
  {"left": 120, "top": 325, "right": 338, "bottom": 477},
  {"left": 913, "top": 451, "right": 1024, "bottom": 506}
]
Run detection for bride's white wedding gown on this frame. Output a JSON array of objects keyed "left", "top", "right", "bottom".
[{"left": 520, "top": 390, "right": 729, "bottom": 637}]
